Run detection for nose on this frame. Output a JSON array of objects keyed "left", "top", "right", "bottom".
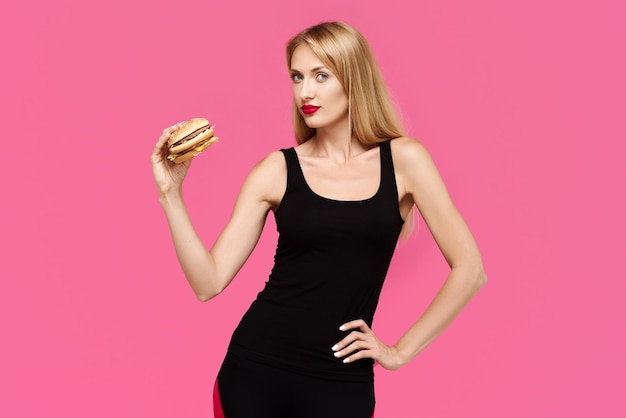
[{"left": 298, "top": 77, "right": 315, "bottom": 102}]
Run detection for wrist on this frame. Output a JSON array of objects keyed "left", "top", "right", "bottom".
[
  {"left": 158, "top": 187, "right": 184, "bottom": 206},
  {"left": 391, "top": 344, "right": 413, "bottom": 368}
]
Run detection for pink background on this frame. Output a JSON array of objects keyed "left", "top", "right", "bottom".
[{"left": 2, "top": 0, "right": 625, "bottom": 417}]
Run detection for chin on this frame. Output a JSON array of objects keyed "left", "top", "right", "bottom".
[
  {"left": 301, "top": 117, "right": 321, "bottom": 129},
  {"left": 303, "top": 120, "right": 319, "bottom": 129}
]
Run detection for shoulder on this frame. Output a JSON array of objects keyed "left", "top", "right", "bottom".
[
  {"left": 388, "top": 137, "right": 434, "bottom": 172},
  {"left": 241, "top": 150, "right": 287, "bottom": 209},
  {"left": 388, "top": 137, "right": 446, "bottom": 201},
  {"left": 252, "top": 150, "right": 287, "bottom": 174}
]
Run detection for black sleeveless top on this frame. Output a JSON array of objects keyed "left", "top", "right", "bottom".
[{"left": 227, "top": 140, "right": 404, "bottom": 382}]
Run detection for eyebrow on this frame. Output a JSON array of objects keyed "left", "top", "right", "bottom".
[{"left": 290, "top": 66, "right": 329, "bottom": 73}]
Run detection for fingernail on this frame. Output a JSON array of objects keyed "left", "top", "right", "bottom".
[
  {"left": 339, "top": 325, "right": 346, "bottom": 331},
  {"left": 331, "top": 345, "right": 338, "bottom": 351},
  {"left": 343, "top": 358, "right": 350, "bottom": 363},
  {"left": 334, "top": 351, "right": 341, "bottom": 357}
]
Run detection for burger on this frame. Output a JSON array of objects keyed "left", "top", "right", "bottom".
[{"left": 167, "top": 118, "right": 218, "bottom": 163}]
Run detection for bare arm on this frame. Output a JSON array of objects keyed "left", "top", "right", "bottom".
[
  {"left": 333, "top": 137, "right": 487, "bottom": 369},
  {"left": 151, "top": 124, "right": 286, "bottom": 301}
]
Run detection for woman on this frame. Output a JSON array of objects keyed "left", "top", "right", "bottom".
[{"left": 151, "top": 21, "right": 486, "bottom": 418}]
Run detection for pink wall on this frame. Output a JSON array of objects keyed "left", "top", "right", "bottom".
[{"left": 2, "top": 0, "right": 625, "bottom": 416}]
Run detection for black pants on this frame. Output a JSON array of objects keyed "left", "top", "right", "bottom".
[{"left": 214, "top": 353, "right": 375, "bottom": 418}]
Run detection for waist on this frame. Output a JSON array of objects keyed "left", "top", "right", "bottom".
[{"left": 228, "top": 299, "right": 376, "bottom": 382}]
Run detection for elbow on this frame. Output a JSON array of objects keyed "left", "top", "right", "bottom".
[
  {"left": 191, "top": 271, "right": 232, "bottom": 302},
  {"left": 195, "top": 286, "right": 224, "bottom": 303},
  {"left": 457, "top": 264, "right": 487, "bottom": 291},
  {"left": 475, "top": 268, "right": 488, "bottom": 289},
  {"left": 196, "top": 293, "right": 213, "bottom": 303}
]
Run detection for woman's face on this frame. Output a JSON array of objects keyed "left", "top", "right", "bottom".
[{"left": 290, "top": 45, "right": 349, "bottom": 131}]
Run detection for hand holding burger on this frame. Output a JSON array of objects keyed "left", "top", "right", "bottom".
[
  {"left": 151, "top": 118, "right": 219, "bottom": 195},
  {"left": 167, "top": 118, "right": 218, "bottom": 164}
]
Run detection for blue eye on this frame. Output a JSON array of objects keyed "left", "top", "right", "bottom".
[
  {"left": 291, "top": 73, "right": 303, "bottom": 82},
  {"left": 316, "top": 73, "right": 328, "bottom": 81}
]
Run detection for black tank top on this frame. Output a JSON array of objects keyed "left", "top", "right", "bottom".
[{"left": 227, "top": 139, "right": 404, "bottom": 382}]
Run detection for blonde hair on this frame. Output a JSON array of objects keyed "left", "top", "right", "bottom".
[
  {"left": 286, "top": 21, "right": 405, "bottom": 145},
  {"left": 286, "top": 22, "right": 416, "bottom": 238}
]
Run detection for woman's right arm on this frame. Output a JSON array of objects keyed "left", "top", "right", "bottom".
[{"left": 151, "top": 123, "right": 286, "bottom": 301}]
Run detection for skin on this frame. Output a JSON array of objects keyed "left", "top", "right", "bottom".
[{"left": 151, "top": 44, "right": 486, "bottom": 372}]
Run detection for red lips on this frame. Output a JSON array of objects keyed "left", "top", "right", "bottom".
[{"left": 301, "top": 105, "right": 320, "bottom": 115}]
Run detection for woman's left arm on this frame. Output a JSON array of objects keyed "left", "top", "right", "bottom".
[{"left": 332, "top": 137, "right": 487, "bottom": 370}]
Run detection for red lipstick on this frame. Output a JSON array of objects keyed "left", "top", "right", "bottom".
[{"left": 301, "top": 105, "right": 320, "bottom": 115}]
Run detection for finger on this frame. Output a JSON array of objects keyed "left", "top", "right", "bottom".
[
  {"left": 156, "top": 124, "right": 178, "bottom": 144},
  {"left": 157, "top": 121, "right": 186, "bottom": 143},
  {"left": 342, "top": 349, "right": 373, "bottom": 364},
  {"left": 331, "top": 330, "right": 364, "bottom": 352},
  {"left": 152, "top": 137, "right": 168, "bottom": 159},
  {"left": 161, "top": 121, "right": 186, "bottom": 134},
  {"left": 153, "top": 130, "right": 171, "bottom": 156},
  {"left": 333, "top": 339, "right": 369, "bottom": 359},
  {"left": 152, "top": 138, "right": 172, "bottom": 163},
  {"left": 152, "top": 122, "right": 185, "bottom": 159},
  {"left": 339, "top": 319, "right": 370, "bottom": 333},
  {"left": 180, "top": 156, "right": 193, "bottom": 169}
]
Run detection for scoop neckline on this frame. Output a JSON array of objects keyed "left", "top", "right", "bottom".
[{"left": 290, "top": 145, "right": 383, "bottom": 203}]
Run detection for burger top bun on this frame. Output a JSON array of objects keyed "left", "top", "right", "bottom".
[{"left": 168, "top": 118, "right": 211, "bottom": 147}]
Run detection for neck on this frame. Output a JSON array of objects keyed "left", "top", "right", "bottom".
[{"left": 310, "top": 119, "right": 365, "bottom": 164}]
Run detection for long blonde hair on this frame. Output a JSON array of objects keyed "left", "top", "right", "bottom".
[
  {"left": 286, "top": 21, "right": 405, "bottom": 145},
  {"left": 286, "top": 22, "right": 416, "bottom": 238}
]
